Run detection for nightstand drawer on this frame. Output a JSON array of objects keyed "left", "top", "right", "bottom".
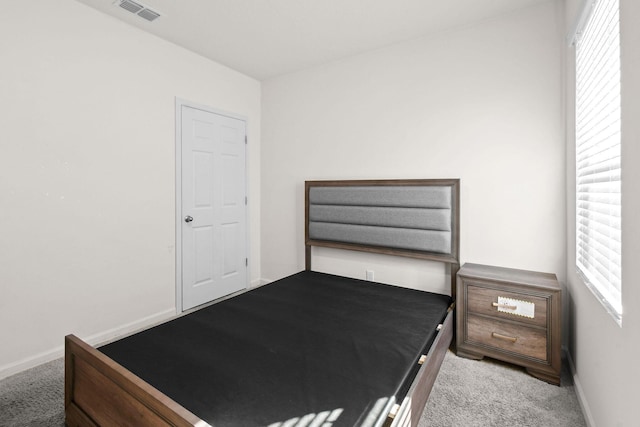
[
  {"left": 466, "top": 314, "right": 547, "bottom": 361},
  {"left": 467, "top": 284, "right": 548, "bottom": 328}
]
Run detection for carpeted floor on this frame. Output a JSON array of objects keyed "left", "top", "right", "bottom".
[
  {"left": 0, "top": 358, "right": 65, "bottom": 427},
  {"left": 419, "top": 352, "right": 586, "bottom": 427},
  {"left": 0, "top": 351, "right": 585, "bottom": 427}
]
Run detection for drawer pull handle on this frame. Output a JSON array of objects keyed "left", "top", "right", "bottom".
[
  {"left": 491, "top": 332, "right": 518, "bottom": 343},
  {"left": 492, "top": 302, "right": 517, "bottom": 310}
]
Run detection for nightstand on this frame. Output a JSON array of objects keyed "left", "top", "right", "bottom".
[{"left": 456, "top": 263, "right": 562, "bottom": 385}]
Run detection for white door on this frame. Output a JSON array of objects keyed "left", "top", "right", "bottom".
[{"left": 180, "top": 105, "right": 247, "bottom": 311}]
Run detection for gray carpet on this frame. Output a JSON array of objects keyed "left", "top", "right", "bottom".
[
  {"left": 419, "top": 352, "right": 586, "bottom": 427},
  {"left": 0, "top": 351, "right": 585, "bottom": 427},
  {"left": 0, "top": 358, "right": 64, "bottom": 427}
]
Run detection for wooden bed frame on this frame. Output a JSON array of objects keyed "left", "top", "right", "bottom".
[{"left": 65, "top": 179, "right": 460, "bottom": 427}]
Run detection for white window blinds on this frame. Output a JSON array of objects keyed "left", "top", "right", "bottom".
[{"left": 575, "top": 0, "right": 622, "bottom": 323}]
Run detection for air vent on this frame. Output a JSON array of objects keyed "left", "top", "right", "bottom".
[
  {"left": 118, "top": 0, "right": 143, "bottom": 14},
  {"left": 115, "top": 0, "right": 161, "bottom": 22},
  {"left": 137, "top": 8, "right": 161, "bottom": 22}
]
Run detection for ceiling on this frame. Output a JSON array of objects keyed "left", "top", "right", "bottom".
[{"left": 75, "top": 0, "right": 550, "bottom": 81}]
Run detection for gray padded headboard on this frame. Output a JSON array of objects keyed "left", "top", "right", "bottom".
[{"left": 305, "top": 179, "right": 460, "bottom": 269}]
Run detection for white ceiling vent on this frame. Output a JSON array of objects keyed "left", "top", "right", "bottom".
[{"left": 115, "top": 0, "right": 161, "bottom": 22}]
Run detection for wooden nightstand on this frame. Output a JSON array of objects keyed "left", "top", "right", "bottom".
[{"left": 456, "top": 263, "right": 562, "bottom": 385}]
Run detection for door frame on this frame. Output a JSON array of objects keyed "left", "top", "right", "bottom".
[{"left": 174, "top": 98, "right": 250, "bottom": 314}]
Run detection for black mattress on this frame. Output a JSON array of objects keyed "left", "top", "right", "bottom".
[{"left": 100, "top": 271, "right": 452, "bottom": 427}]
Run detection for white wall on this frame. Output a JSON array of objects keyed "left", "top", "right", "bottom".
[
  {"left": 564, "top": 0, "right": 640, "bottom": 425},
  {"left": 0, "top": 0, "right": 261, "bottom": 378},
  {"left": 261, "top": 1, "right": 565, "bottom": 295}
]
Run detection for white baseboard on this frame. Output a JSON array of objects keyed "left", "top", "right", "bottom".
[
  {"left": 0, "top": 345, "right": 66, "bottom": 381},
  {"left": 252, "top": 278, "right": 272, "bottom": 288},
  {"left": 565, "top": 348, "right": 596, "bottom": 427},
  {"left": 0, "top": 308, "right": 176, "bottom": 381},
  {"left": 81, "top": 308, "right": 177, "bottom": 347}
]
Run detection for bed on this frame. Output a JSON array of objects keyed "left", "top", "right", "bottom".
[{"left": 65, "top": 178, "right": 460, "bottom": 427}]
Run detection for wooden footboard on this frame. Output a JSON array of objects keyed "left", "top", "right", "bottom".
[
  {"left": 65, "top": 335, "right": 204, "bottom": 427},
  {"left": 387, "top": 305, "right": 454, "bottom": 427}
]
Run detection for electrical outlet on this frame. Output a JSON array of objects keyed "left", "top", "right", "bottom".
[{"left": 366, "top": 270, "right": 375, "bottom": 281}]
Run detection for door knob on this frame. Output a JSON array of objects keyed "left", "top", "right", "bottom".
[{"left": 184, "top": 215, "right": 193, "bottom": 223}]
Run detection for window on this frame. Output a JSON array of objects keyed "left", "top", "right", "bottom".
[{"left": 574, "top": 0, "right": 622, "bottom": 324}]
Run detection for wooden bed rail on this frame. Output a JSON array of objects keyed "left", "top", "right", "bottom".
[
  {"left": 65, "top": 335, "right": 204, "bottom": 427},
  {"left": 386, "top": 306, "right": 454, "bottom": 427}
]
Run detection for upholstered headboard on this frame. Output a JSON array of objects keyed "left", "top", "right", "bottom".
[{"left": 305, "top": 179, "right": 460, "bottom": 294}]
